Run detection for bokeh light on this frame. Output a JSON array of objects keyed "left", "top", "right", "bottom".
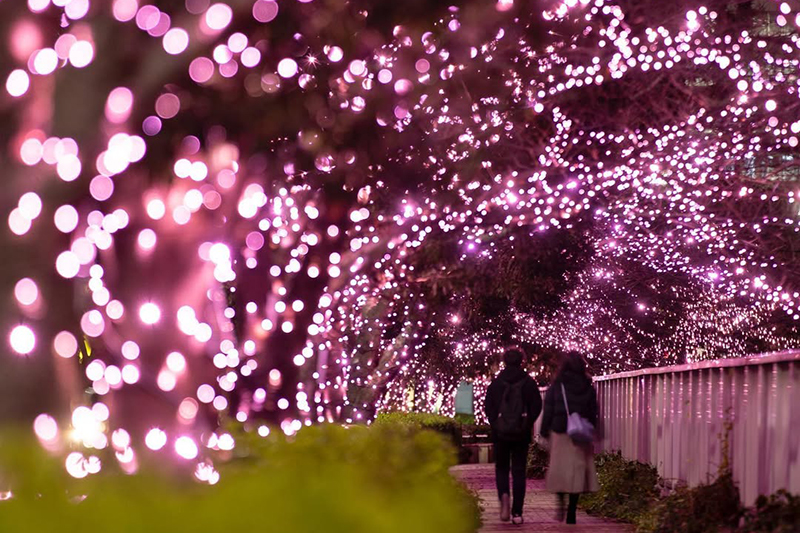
[
  {"left": 9, "top": 325, "right": 36, "bottom": 355},
  {"left": 139, "top": 302, "right": 161, "bottom": 325}
]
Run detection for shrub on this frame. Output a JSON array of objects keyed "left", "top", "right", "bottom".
[
  {"left": 579, "top": 451, "right": 660, "bottom": 523},
  {"left": 526, "top": 439, "right": 550, "bottom": 479},
  {"left": 636, "top": 469, "right": 741, "bottom": 533},
  {"left": 737, "top": 490, "right": 800, "bottom": 533},
  {"left": 0, "top": 424, "right": 481, "bottom": 533},
  {"left": 577, "top": 445, "right": 796, "bottom": 533},
  {"left": 454, "top": 413, "right": 476, "bottom": 426},
  {"left": 373, "top": 412, "right": 462, "bottom": 449}
]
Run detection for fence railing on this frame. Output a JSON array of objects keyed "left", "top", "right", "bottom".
[{"left": 593, "top": 350, "right": 800, "bottom": 505}]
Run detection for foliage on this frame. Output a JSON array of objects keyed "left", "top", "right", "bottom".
[
  {"left": 379, "top": 222, "right": 597, "bottom": 384},
  {"left": 580, "top": 447, "right": 752, "bottom": 533},
  {"left": 737, "top": 490, "right": 800, "bottom": 533},
  {"left": 636, "top": 470, "right": 741, "bottom": 533},
  {"left": 374, "top": 411, "right": 494, "bottom": 464},
  {"left": 585, "top": 418, "right": 747, "bottom": 532},
  {"left": 455, "top": 415, "right": 491, "bottom": 444},
  {"left": 0, "top": 424, "right": 480, "bottom": 533},
  {"left": 525, "top": 439, "right": 550, "bottom": 480},
  {"left": 579, "top": 425, "right": 798, "bottom": 533},
  {"left": 635, "top": 410, "right": 743, "bottom": 532},
  {"left": 373, "top": 411, "right": 463, "bottom": 449},
  {"left": 410, "top": 221, "right": 596, "bottom": 324},
  {"left": 454, "top": 413, "right": 476, "bottom": 426},
  {"left": 579, "top": 451, "right": 661, "bottom": 523},
  {"left": 334, "top": 0, "right": 800, "bottom": 420}
]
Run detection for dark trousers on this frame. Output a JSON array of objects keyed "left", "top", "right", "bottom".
[{"left": 494, "top": 440, "right": 529, "bottom": 516}]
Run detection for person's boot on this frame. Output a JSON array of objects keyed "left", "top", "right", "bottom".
[
  {"left": 500, "top": 493, "right": 511, "bottom": 522},
  {"left": 511, "top": 514, "right": 524, "bottom": 525},
  {"left": 566, "top": 494, "right": 578, "bottom": 524}
]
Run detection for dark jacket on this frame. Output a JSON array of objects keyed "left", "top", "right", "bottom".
[
  {"left": 540, "top": 369, "right": 599, "bottom": 438},
  {"left": 485, "top": 367, "right": 543, "bottom": 443}
]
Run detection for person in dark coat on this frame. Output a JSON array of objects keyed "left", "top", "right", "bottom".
[
  {"left": 540, "top": 351, "right": 600, "bottom": 525},
  {"left": 485, "top": 347, "right": 543, "bottom": 524}
]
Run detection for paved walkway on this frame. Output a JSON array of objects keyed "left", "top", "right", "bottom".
[{"left": 451, "top": 464, "right": 633, "bottom": 532}]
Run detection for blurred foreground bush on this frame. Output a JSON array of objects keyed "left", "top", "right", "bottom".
[{"left": 0, "top": 424, "right": 480, "bottom": 533}]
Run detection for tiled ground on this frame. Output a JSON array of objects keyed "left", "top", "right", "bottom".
[{"left": 451, "top": 464, "right": 633, "bottom": 532}]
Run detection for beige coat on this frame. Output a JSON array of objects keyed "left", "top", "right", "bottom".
[{"left": 545, "top": 432, "right": 600, "bottom": 493}]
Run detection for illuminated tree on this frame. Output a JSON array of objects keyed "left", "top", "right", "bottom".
[{"left": 2, "top": 0, "right": 800, "bottom": 475}]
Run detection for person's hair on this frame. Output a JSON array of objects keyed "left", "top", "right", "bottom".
[
  {"left": 503, "top": 347, "right": 524, "bottom": 367},
  {"left": 558, "top": 350, "right": 591, "bottom": 379}
]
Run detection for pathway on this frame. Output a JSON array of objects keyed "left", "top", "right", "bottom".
[{"left": 451, "top": 464, "right": 633, "bottom": 532}]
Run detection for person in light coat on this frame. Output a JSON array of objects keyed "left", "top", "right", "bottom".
[{"left": 540, "top": 351, "right": 600, "bottom": 525}]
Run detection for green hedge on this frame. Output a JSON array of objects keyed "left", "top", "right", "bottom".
[
  {"left": 454, "top": 413, "right": 476, "bottom": 426},
  {"left": 373, "top": 412, "right": 462, "bottom": 449},
  {"left": 0, "top": 424, "right": 480, "bottom": 533}
]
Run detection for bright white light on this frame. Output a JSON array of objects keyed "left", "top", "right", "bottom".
[
  {"left": 139, "top": 302, "right": 161, "bottom": 325},
  {"left": 122, "top": 364, "right": 140, "bottom": 384},
  {"left": 145, "top": 428, "right": 167, "bottom": 451},
  {"left": 163, "top": 28, "right": 189, "bottom": 55},
  {"left": 56, "top": 251, "right": 80, "bottom": 278},
  {"left": 69, "top": 41, "right": 94, "bottom": 68},
  {"left": 157, "top": 369, "right": 177, "bottom": 391},
  {"left": 205, "top": 3, "right": 233, "bottom": 30},
  {"left": 146, "top": 199, "right": 166, "bottom": 220},
  {"left": 137, "top": 228, "right": 157, "bottom": 250},
  {"left": 208, "top": 243, "right": 230, "bottom": 263},
  {"left": 6, "top": 70, "right": 30, "bottom": 97},
  {"left": 166, "top": 351, "right": 186, "bottom": 373},
  {"left": 197, "top": 384, "right": 215, "bottom": 403},
  {"left": 277, "top": 58, "right": 298, "bottom": 78},
  {"left": 54, "top": 205, "right": 79, "bottom": 233},
  {"left": 33, "top": 48, "right": 58, "bottom": 75},
  {"left": 10, "top": 325, "right": 35, "bottom": 355},
  {"left": 111, "top": 429, "right": 131, "bottom": 450},
  {"left": 174, "top": 436, "right": 198, "bottom": 459},
  {"left": 121, "top": 340, "right": 140, "bottom": 360}
]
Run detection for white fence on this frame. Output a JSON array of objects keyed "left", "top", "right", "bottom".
[{"left": 593, "top": 351, "right": 800, "bottom": 505}]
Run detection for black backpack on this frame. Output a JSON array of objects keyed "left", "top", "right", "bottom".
[{"left": 495, "top": 378, "right": 528, "bottom": 440}]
